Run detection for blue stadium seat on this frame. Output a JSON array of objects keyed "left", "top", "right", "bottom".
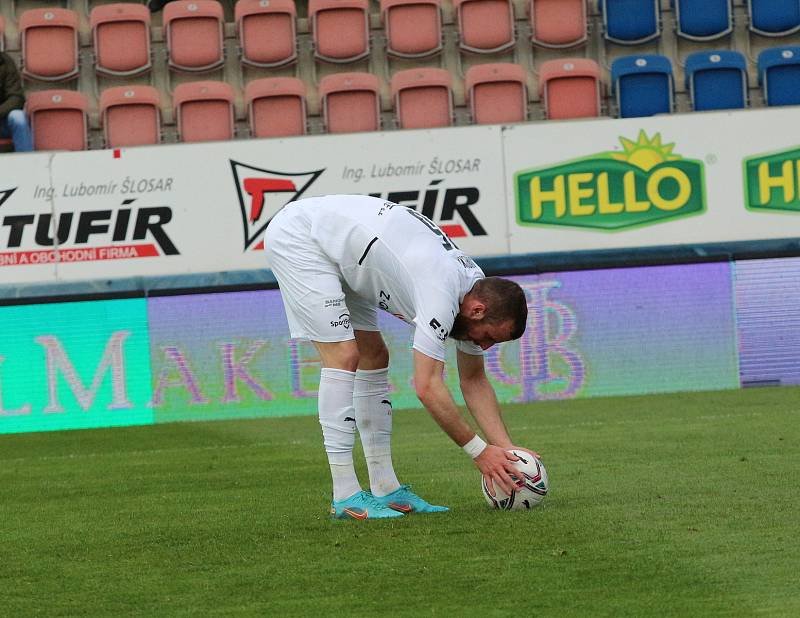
[
  {"left": 685, "top": 51, "right": 749, "bottom": 111},
  {"left": 758, "top": 46, "right": 800, "bottom": 106},
  {"left": 611, "top": 54, "right": 673, "bottom": 117},
  {"left": 672, "top": 0, "right": 733, "bottom": 41},
  {"left": 747, "top": 0, "right": 800, "bottom": 37},
  {"left": 599, "top": 0, "right": 661, "bottom": 45}
]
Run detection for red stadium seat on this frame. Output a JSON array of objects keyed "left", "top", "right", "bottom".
[
  {"left": 452, "top": 0, "right": 516, "bottom": 54},
  {"left": 539, "top": 58, "right": 602, "bottom": 120},
  {"left": 235, "top": 0, "right": 298, "bottom": 69},
  {"left": 529, "top": 0, "right": 588, "bottom": 49},
  {"left": 381, "top": 0, "right": 443, "bottom": 59},
  {"left": 19, "top": 8, "right": 80, "bottom": 82},
  {"left": 465, "top": 62, "right": 528, "bottom": 124},
  {"left": 245, "top": 77, "right": 307, "bottom": 138},
  {"left": 25, "top": 90, "right": 88, "bottom": 151},
  {"left": 309, "top": 0, "right": 371, "bottom": 63},
  {"left": 100, "top": 85, "right": 161, "bottom": 148},
  {"left": 173, "top": 80, "right": 236, "bottom": 143},
  {"left": 164, "top": 0, "right": 225, "bottom": 73},
  {"left": 319, "top": 72, "right": 381, "bottom": 134},
  {"left": 391, "top": 67, "right": 453, "bottom": 129},
  {"left": 91, "top": 4, "right": 152, "bottom": 78}
]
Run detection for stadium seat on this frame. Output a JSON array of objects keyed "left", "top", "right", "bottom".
[
  {"left": 25, "top": 90, "right": 88, "bottom": 151},
  {"left": 599, "top": 0, "right": 661, "bottom": 45},
  {"left": 235, "top": 0, "right": 297, "bottom": 69},
  {"left": 758, "top": 46, "right": 800, "bottom": 106},
  {"left": 319, "top": 72, "right": 382, "bottom": 134},
  {"left": 452, "top": 0, "right": 516, "bottom": 54},
  {"left": 611, "top": 54, "right": 673, "bottom": 117},
  {"left": 685, "top": 50, "right": 748, "bottom": 111},
  {"left": 19, "top": 8, "right": 80, "bottom": 82},
  {"left": 173, "top": 80, "right": 236, "bottom": 143},
  {"left": 528, "top": 0, "right": 588, "bottom": 49},
  {"left": 91, "top": 4, "right": 152, "bottom": 78},
  {"left": 391, "top": 67, "right": 453, "bottom": 129},
  {"left": 309, "top": 0, "right": 371, "bottom": 64},
  {"left": 99, "top": 85, "right": 161, "bottom": 148},
  {"left": 747, "top": 0, "right": 800, "bottom": 37},
  {"left": 538, "top": 58, "right": 602, "bottom": 120},
  {"left": 164, "top": 0, "right": 225, "bottom": 73},
  {"left": 381, "top": 0, "right": 443, "bottom": 59},
  {"left": 673, "top": 0, "right": 733, "bottom": 41},
  {"left": 464, "top": 62, "right": 527, "bottom": 124},
  {"left": 245, "top": 77, "right": 307, "bottom": 138}
]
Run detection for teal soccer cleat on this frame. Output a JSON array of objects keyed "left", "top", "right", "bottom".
[
  {"left": 330, "top": 490, "right": 406, "bottom": 520},
  {"left": 371, "top": 485, "right": 450, "bottom": 514}
]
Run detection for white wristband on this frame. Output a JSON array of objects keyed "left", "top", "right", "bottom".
[{"left": 462, "top": 435, "right": 487, "bottom": 459}]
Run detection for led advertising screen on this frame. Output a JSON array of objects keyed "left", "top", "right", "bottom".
[
  {"left": 0, "top": 259, "right": 755, "bottom": 434},
  {"left": 0, "top": 298, "right": 153, "bottom": 434},
  {"left": 735, "top": 257, "right": 800, "bottom": 386}
]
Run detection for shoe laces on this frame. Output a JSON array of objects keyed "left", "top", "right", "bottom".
[{"left": 363, "top": 492, "right": 395, "bottom": 510}]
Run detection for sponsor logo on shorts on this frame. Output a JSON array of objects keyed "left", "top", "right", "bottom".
[
  {"left": 330, "top": 313, "right": 351, "bottom": 329},
  {"left": 324, "top": 298, "right": 343, "bottom": 308}
]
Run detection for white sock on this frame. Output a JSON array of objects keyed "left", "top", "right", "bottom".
[
  {"left": 318, "top": 368, "right": 361, "bottom": 502},
  {"left": 354, "top": 367, "right": 401, "bottom": 497}
]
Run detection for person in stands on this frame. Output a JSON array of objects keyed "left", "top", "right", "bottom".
[{"left": 0, "top": 52, "right": 33, "bottom": 153}]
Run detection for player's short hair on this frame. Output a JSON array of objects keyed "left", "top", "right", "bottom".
[{"left": 472, "top": 277, "right": 528, "bottom": 339}]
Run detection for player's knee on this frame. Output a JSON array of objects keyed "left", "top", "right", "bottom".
[
  {"left": 332, "top": 346, "right": 360, "bottom": 372},
  {"left": 315, "top": 340, "right": 360, "bottom": 372},
  {"left": 361, "top": 344, "right": 389, "bottom": 369},
  {"left": 354, "top": 332, "right": 389, "bottom": 369}
]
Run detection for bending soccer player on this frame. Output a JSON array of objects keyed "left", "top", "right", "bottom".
[{"left": 265, "top": 194, "right": 535, "bottom": 519}]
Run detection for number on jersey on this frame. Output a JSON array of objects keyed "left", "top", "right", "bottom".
[{"left": 404, "top": 208, "right": 459, "bottom": 251}]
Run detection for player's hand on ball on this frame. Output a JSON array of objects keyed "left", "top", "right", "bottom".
[
  {"left": 511, "top": 445, "right": 540, "bottom": 460},
  {"left": 474, "top": 445, "right": 524, "bottom": 496}
]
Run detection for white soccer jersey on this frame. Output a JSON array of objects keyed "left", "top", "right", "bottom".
[{"left": 300, "top": 194, "right": 485, "bottom": 361}]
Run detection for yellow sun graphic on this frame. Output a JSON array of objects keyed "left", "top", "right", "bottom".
[{"left": 610, "top": 130, "right": 681, "bottom": 171}]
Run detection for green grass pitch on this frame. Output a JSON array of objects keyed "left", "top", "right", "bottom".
[{"left": 1, "top": 387, "right": 798, "bottom": 617}]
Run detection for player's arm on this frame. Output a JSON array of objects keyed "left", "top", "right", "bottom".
[
  {"left": 456, "top": 348, "right": 514, "bottom": 447},
  {"left": 413, "top": 350, "right": 521, "bottom": 495},
  {"left": 457, "top": 349, "right": 540, "bottom": 461}
]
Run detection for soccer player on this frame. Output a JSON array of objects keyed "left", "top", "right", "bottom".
[{"left": 264, "top": 194, "right": 535, "bottom": 519}]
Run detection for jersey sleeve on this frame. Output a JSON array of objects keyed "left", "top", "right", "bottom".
[
  {"left": 411, "top": 312, "right": 451, "bottom": 362},
  {"left": 410, "top": 286, "right": 459, "bottom": 362},
  {"left": 408, "top": 248, "right": 480, "bottom": 362}
]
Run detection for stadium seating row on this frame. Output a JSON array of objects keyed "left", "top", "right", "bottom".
[
  {"left": 613, "top": 46, "right": 800, "bottom": 116},
  {"left": 603, "top": 0, "right": 800, "bottom": 43},
  {"left": 22, "top": 65, "right": 531, "bottom": 151},
  {"left": 3, "top": 1, "right": 800, "bottom": 153},
  {"left": 4, "top": 0, "right": 568, "bottom": 80},
  {"left": 20, "top": 42, "right": 800, "bottom": 152},
  {"left": 5, "top": 0, "right": 800, "bottom": 84}
]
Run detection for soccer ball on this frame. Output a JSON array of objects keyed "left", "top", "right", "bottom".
[{"left": 482, "top": 449, "right": 549, "bottom": 510}]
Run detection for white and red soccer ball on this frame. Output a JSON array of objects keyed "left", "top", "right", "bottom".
[{"left": 482, "top": 449, "right": 549, "bottom": 510}]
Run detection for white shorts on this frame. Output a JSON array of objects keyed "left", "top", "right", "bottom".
[{"left": 264, "top": 204, "right": 379, "bottom": 342}]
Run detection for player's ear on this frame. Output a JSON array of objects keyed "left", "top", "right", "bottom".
[{"left": 470, "top": 300, "right": 487, "bottom": 320}]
